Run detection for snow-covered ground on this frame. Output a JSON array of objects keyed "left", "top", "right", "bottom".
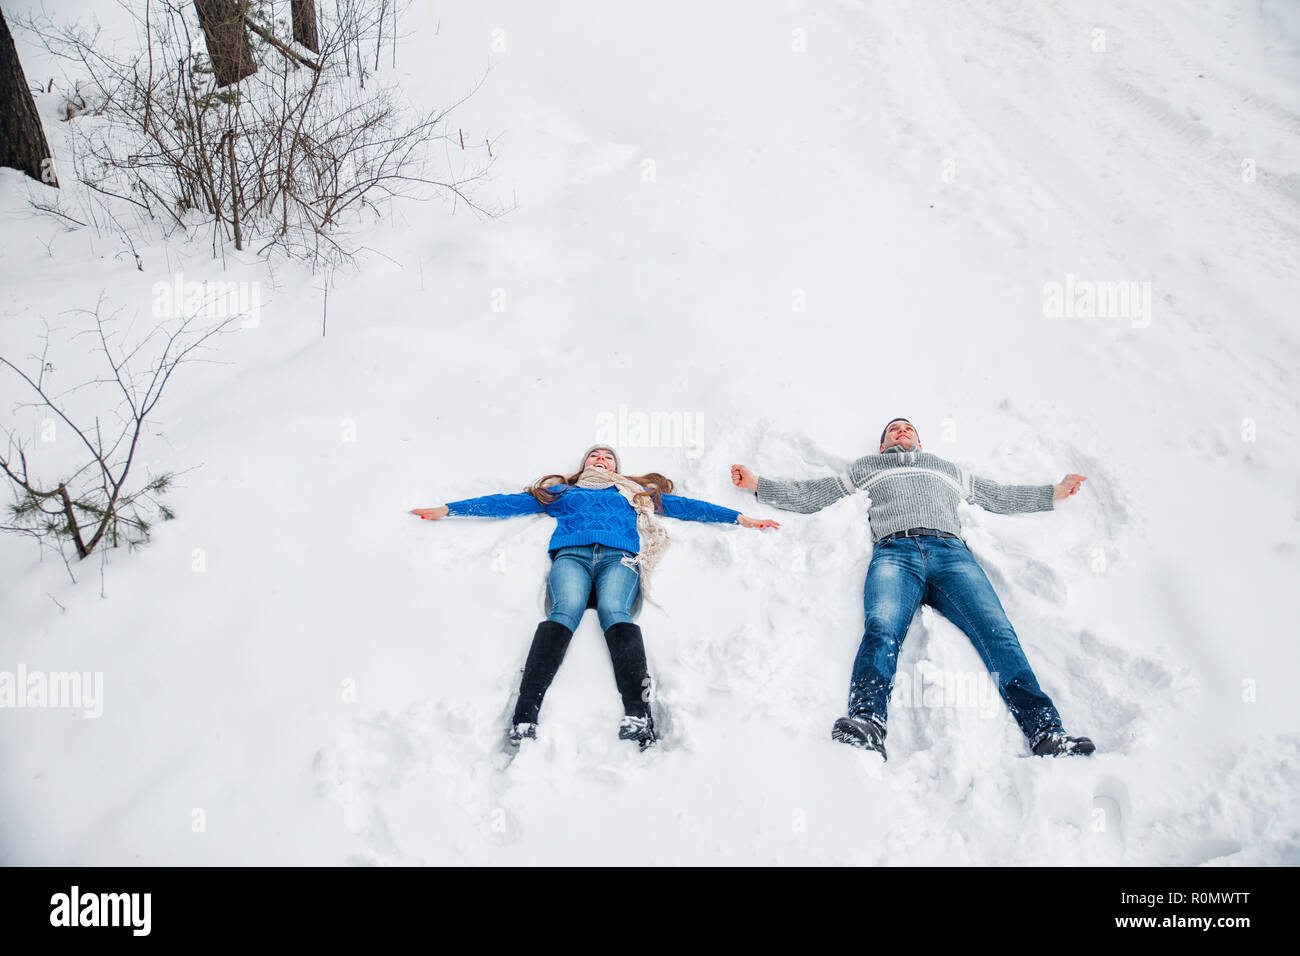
[{"left": 1, "top": 0, "right": 1297, "bottom": 865}]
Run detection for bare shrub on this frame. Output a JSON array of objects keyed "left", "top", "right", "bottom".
[{"left": 18, "top": 0, "right": 497, "bottom": 269}]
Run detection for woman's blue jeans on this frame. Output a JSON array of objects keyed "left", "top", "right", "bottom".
[
  {"left": 545, "top": 543, "right": 641, "bottom": 632},
  {"left": 849, "top": 535, "right": 1064, "bottom": 741},
  {"left": 511, "top": 544, "right": 649, "bottom": 726}
]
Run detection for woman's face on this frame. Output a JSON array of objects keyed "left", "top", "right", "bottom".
[{"left": 585, "top": 448, "right": 617, "bottom": 471}]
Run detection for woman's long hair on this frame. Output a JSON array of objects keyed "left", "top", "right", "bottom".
[{"left": 528, "top": 468, "right": 674, "bottom": 513}]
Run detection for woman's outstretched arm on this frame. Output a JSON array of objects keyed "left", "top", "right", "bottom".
[
  {"left": 658, "top": 493, "right": 779, "bottom": 530},
  {"left": 410, "top": 490, "right": 547, "bottom": 520}
]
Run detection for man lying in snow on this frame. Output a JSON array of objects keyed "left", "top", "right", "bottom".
[{"left": 731, "top": 418, "right": 1095, "bottom": 760}]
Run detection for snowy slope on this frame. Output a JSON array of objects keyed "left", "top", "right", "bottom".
[{"left": 1, "top": 0, "right": 1298, "bottom": 865}]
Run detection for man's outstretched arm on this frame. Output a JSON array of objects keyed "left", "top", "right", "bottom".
[
  {"left": 731, "top": 463, "right": 854, "bottom": 515},
  {"left": 963, "top": 471, "right": 1086, "bottom": 515}
]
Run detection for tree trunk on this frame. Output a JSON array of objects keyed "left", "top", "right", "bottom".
[
  {"left": 193, "top": 0, "right": 256, "bottom": 88},
  {"left": 227, "top": 130, "right": 242, "bottom": 250},
  {"left": 0, "top": 9, "right": 57, "bottom": 186},
  {"left": 291, "top": 0, "right": 319, "bottom": 54}
]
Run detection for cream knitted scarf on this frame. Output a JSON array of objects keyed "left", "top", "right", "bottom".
[{"left": 573, "top": 466, "right": 670, "bottom": 595}]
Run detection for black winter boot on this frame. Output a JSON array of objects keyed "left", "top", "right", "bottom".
[
  {"left": 603, "top": 622, "right": 653, "bottom": 719},
  {"left": 832, "top": 715, "right": 887, "bottom": 759},
  {"left": 604, "top": 622, "right": 657, "bottom": 749},
  {"left": 506, "top": 722, "right": 537, "bottom": 750},
  {"left": 1031, "top": 728, "right": 1096, "bottom": 757},
  {"left": 512, "top": 621, "right": 575, "bottom": 726},
  {"left": 618, "top": 714, "right": 657, "bottom": 751}
]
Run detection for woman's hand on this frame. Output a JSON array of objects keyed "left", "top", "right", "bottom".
[
  {"left": 1052, "top": 474, "right": 1087, "bottom": 500},
  {"left": 410, "top": 505, "right": 450, "bottom": 520},
  {"left": 737, "top": 514, "right": 779, "bottom": 530},
  {"left": 731, "top": 464, "right": 759, "bottom": 492}
]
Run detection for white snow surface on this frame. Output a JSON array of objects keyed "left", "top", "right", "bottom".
[{"left": 1, "top": 0, "right": 1298, "bottom": 865}]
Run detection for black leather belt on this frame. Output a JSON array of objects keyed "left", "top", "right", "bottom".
[{"left": 880, "top": 527, "right": 962, "bottom": 541}]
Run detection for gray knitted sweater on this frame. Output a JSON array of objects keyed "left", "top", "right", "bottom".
[{"left": 755, "top": 445, "right": 1055, "bottom": 541}]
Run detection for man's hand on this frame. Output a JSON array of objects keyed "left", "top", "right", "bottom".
[
  {"left": 410, "top": 506, "right": 450, "bottom": 520},
  {"left": 737, "top": 515, "right": 780, "bottom": 530},
  {"left": 731, "top": 464, "right": 759, "bottom": 493},
  {"left": 1052, "top": 474, "right": 1087, "bottom": 500}
]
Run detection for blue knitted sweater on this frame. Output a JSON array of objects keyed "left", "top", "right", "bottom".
[{"left": 445, "top": 485, "right": 741, "bottom": 554}]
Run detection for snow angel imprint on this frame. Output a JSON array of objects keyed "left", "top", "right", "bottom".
[{"left": 412, "top": 444, "right": 778, "bottom": 751}]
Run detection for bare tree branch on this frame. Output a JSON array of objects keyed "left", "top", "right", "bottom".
[{"left": 1, "top": 295, "right": 234, "bottom": 562}]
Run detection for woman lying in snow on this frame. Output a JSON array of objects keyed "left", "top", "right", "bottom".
[{"left": 412, "top": 444, "right": 777, "bottom": 751}]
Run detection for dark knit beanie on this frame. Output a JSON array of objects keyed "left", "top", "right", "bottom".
[{"left": 880, "top": 418, "right": 918, "bottom": 444}]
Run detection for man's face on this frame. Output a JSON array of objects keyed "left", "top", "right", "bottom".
[
  {"left": 880, "top": 420, "right": 920, "bottom": 452},
  {"left": 585, "top": 448, "right": 617, "bottom": 471}
]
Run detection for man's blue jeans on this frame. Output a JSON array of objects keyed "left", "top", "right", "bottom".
[
  {"left": 546, "top": 543, "right": 640, "bottom": 632},
  {"left": 849, "top": 534, "right": 1063, "bottom": 741}
]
